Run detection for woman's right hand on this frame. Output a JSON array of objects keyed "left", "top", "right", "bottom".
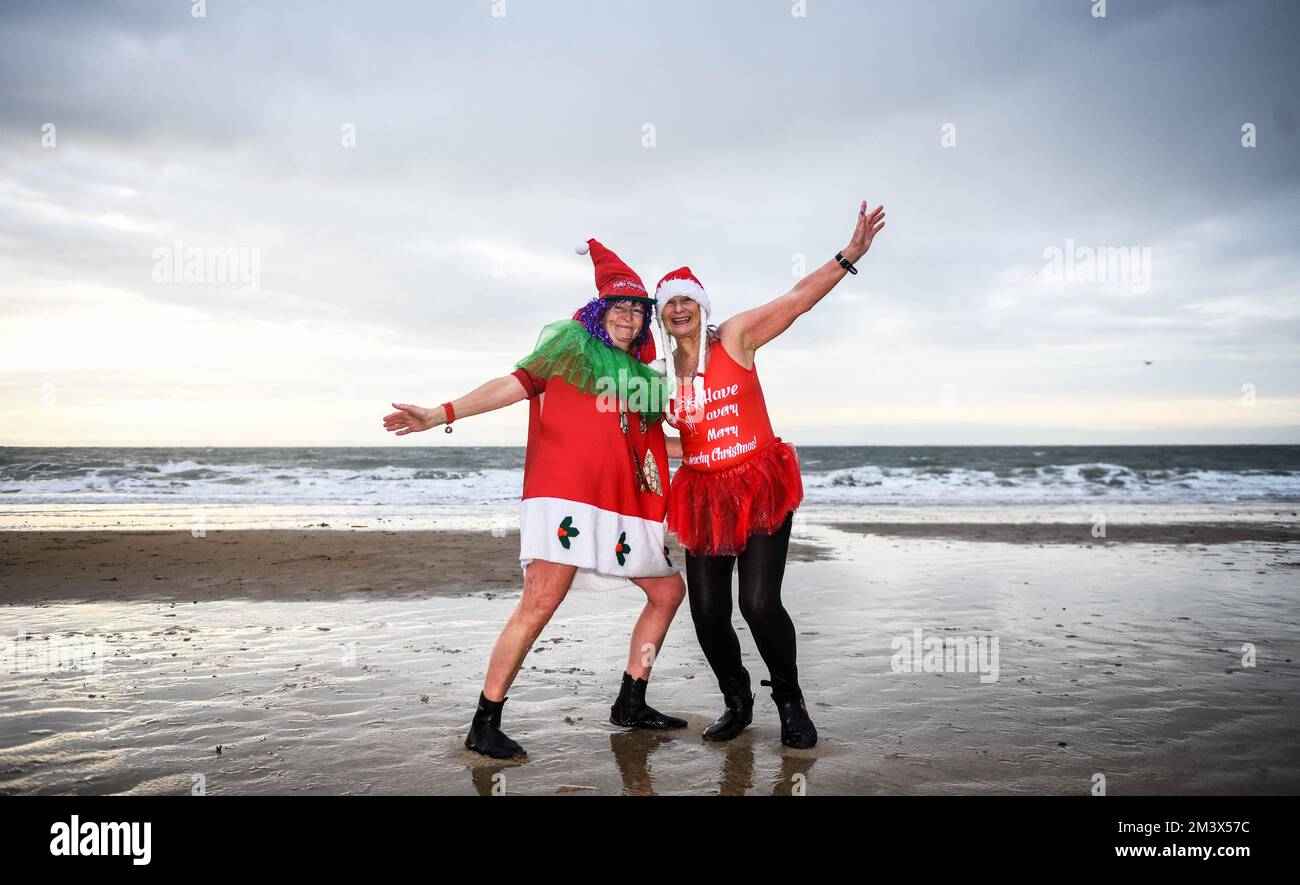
[{"left": 383, "top": 402, "right": 442, "bottom": 436}]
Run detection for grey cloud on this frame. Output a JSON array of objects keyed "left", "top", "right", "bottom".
[{"left": 1, "top": 0, "right": 1297, "bottom": 443}]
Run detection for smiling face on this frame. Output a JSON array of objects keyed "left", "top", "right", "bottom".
[
  {"left": 602, "top": 299, "right": 645, "bottom": 352},
  {"left": 660, "top": 295, "right": 701, "bottom": 342}
]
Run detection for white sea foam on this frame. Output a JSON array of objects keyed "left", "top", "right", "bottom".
[
  {"left": 0, "top": 461, "right": 525, "bottom": 507},
  {"left": 2, "top": 454, "right": 1300, "bottom": 504},
  {"left": 803, "top": 462, "right": 1300, "bottom": 504},
  {"left": 2, "top": 451, "right": 1297, "bottom": 521}
]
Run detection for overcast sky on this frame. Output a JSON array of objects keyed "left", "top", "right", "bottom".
[{"left": 2, "top": 0, "right": 1297, "bottom": 446}]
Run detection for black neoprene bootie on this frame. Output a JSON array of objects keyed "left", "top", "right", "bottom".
[
  {"left": 703, "top": 668, "right": 754, "bottom": 742},
  {"left": 761, "top": 675, "right": 818, "bottom": 749},
  {"left": 464, "top": 691, "right": 527, "bottom": 759},
  {"left": 609, "top": 671, "right": 688, "bottom": 729}
]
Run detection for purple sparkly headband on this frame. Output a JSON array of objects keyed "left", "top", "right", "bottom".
[{"left": 576, "top": 296, "right": 653, "bottom": 353}]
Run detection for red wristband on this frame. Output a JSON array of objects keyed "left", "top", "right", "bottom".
[{"left": 441, "top": 402, "right": 455, "bottom": 425}]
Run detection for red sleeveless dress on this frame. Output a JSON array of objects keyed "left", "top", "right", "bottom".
[{"left": 666, "top": 339, "right": 803, "bottom": 556}]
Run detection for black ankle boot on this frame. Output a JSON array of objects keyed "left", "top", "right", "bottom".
[
  {"left": 760, "top": 675, "right": 818, "bottom": 749},
  {"left": 464, "top": 691, "right": 527, "bottom": 759},
  {"left": 609, "top": 672, "right": 688, "bottom": 729},
  {"left": 703, "top": 668, "right": 754, "bottom": 742}
]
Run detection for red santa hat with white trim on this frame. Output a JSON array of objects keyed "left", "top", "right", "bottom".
[{"left": 654, "top": 266, "right": 711, "bottom": 424}]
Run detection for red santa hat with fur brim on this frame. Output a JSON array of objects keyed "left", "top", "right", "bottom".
[{"left": 654, "top": 266, "right": 712, "bottom": 424}]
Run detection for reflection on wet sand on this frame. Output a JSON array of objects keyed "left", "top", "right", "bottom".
[{"left": 3, "top": 512, "right": 1298, "bottom": 795}]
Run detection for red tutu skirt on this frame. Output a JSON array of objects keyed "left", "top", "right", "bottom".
[{"left": 667, "top": 440, "right": 804, "bottom": 556}]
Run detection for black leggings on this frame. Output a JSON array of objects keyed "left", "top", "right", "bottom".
[{"left": 685, "top": 511, "right": 798, "bottom": 686}]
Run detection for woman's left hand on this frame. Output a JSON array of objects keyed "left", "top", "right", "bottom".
[{"left": 843, "top": 199, "right": 886, "bottom": 263}]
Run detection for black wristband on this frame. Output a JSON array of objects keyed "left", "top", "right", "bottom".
[{"left": 835, "top": 252, "right": 858, "bottom": 274}]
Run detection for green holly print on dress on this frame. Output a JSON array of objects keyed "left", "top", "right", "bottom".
[
  {"left": 614, "top": 532, "right": 631, "bottom": 566},
  {"left": 556, "top": 516, "right": 580, "bottom": 550}
]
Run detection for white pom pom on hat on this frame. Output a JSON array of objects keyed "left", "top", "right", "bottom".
[{"left": 574, "top": 241, "right": 590, "bottom": 255}]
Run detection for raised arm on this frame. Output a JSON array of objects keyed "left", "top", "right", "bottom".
[
  {"left": 383, "top": 373, "right": 528, "bottom": 436},
  {"left": 719, "top": 200, "right": 885, "bottom": 359}
]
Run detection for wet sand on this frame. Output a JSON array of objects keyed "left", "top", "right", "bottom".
[
  {"left": 0, "top": 530, "right": 832, "bottom": 605},
  {"left": 831, "top": 521, "right": 1300, "bottom": 545},
  {"left": 1, "top": 519, "right": 1298, "bottom": 795}
]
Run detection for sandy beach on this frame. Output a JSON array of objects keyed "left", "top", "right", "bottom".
[
  {"left": 0, "top": 529, "right": 832, "bottom": 605},
  {"left": 831, "top": 519, "right": 1300, "bottom": 545},
  {"left": 3, "top": 512, "right": 1298, "bottom": 795}
]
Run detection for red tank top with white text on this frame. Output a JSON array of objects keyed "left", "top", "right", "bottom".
[{"left": 675, "top": 339, "right": 776, "bottom": 473}]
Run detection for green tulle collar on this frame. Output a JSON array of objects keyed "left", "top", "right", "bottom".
[{"left": 516, "top": 320, "right": 669, "bottom": 419}]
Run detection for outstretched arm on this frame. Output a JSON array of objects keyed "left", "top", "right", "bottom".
[
  {"left": 665, "top": 435, "right": 683, "bottom": 460},
  {"left": 383, "top": 374, "right": 528, "bottom": 436},
  {"left": 720, "top": 200, "right": 885, "bottom": 359}
]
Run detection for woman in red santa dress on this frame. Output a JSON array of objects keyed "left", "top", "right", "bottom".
[
  {"left": 656, "top": 200, "right": 886, "bottom": 749},
  {"left": 383, "top": 239, "right": 687, "bottom": 760}
]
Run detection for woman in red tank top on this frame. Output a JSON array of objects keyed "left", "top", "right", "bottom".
[{"left": 655, "top": 200, "right": 887, "bottom": 749}]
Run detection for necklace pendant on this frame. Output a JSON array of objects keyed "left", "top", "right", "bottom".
[{"left": 641, "top": 449, "right": 662, "bottom": 496}]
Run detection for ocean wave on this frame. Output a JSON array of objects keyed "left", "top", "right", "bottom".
[
  {"left": 1, "top": 449, "right": 1298, "bottom": 506},
  {"left": 0, "top": 461, "right": 526, "bottom": 506},
  {"left": 804, "top": 462, "right": 1300, "bottom": 503}
]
